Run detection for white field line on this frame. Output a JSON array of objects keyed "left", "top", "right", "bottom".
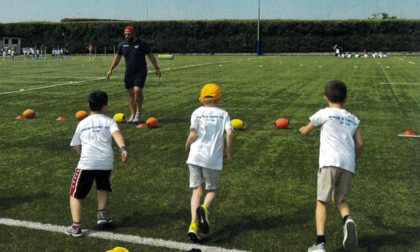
[
  {"left": 380, "top": 83, "right": 420, "bottom": 85},
  {"left": 0, "top": 57, "right": 265, "bottom": 96},
  {"left": 408, "top": 61, "right": 416, "bottom": 64},
  {"left": 398, "top": 134, "right": 420, "bottom": 138},
  {"left": 0, "top": 218, "right": 250, "bottom": 252}
]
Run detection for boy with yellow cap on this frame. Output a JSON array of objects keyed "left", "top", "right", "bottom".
[{"left": 185, "top": 83, "right": 234, "bottom": 241}]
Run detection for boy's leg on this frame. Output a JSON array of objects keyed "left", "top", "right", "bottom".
[
  {"left": 316, "top": 200, "right": 328, "bottom": 237},
  {"left": 196, "top": 190, "right": 215, "bottom": 235},
  {"left": 97, "top": 190, "right": 112, "bottom": 225},
  {"left": 308, "top": 200, "right": 328, "bottom": 251},
  {"left": 190, "top": 185, "right": 204, "bottom": 224},
  {"left": 337, "top": 200, "right": 357, "bottom": 251},
  {"left": 70, "top": 196, "right": 82, "bottom": 223},
  {"left": 67, "top": 196, "right": 83, "bottom": 237},
  {"left": 203, "top": 190, "right": 216, "bottom": 209},
  {"left": 97, "top": 190, "right": 109, "bottom": 211},
  {"left": 336, "top": 200, "right": 350, "bottom": 218},
  {"left": 188, "top": 185, "right": 203, "bottom": 241}
]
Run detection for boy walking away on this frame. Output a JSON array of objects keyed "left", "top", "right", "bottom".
[
  {"left": 185, "top": 83, "right": 234, "bottom": 241},
  {"left": 300, "top": 80, "right": 364, "bottom": 251},
  {"left": 67, "top": 90, "right": 128, "bottom": 237}
]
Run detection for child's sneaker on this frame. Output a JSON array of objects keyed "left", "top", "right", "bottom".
[
  {"left": 127, "top": 114, "right": 135, "bottom": 123},
  {"left": 188, "top": 222, "right": 201, "bottom": 242},
  {"left": 97, "top": 212, "right": 113, "bottom": 226},
  {"left": 196, "top": 204, "right": 210, "bottom": 234},
  {"left": 343, "top": 217, "right": 358, "bottom": 251},
  {"left": 133, "top": 112, "right": 141, "bottom": 124},
  {"left": 308, "top": 242, "right": 326, "bottom": 252},
  {"left": 66, "top": 225, "right": 83, "bottom": 237}
]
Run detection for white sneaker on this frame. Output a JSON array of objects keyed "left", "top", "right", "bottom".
[
  {"left": 343, "top": 217, "right": 358, "bottom": 251},
  {"left": 308, "top": 243, "right": 325, "bottom": 252},
  {"left": 126, "top": 114, "right": 134, "bottom": 123},
  {"left": 133, "top": 112, "right": 141, "bottom": 124}
]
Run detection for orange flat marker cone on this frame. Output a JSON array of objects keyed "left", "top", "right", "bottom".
[
  {"left": 56, "top": 116, "right": 66, "bottom": 121},
  {"left": 137, "top": 123, "right": 147, "bottom": 129},
  {"left": 16, "top": 115, "right": 24, "bottom": 120}
]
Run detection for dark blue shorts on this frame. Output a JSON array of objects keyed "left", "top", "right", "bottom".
[
  {"left": 69, "top": 168, "right": 112, "bottom": 199},
  {"left": 125, "top": 68, "right": 147, "bottom": 89}
]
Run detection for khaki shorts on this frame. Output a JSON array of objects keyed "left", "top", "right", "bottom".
[
  {"left": 188, "top": 164, "right": 219, "bottom": 191},
  {"left": 317, "top": 166, "right": 354, "bottom": 203}
]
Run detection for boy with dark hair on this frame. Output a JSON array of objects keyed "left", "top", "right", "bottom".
[
  {"left": 300, "top": 80, "right": 364, "bottom": 251},
  {"left": 67, "top": 90, "right": 128, "bottom": 237}
]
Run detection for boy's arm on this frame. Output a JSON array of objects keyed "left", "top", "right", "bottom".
[
  {"left": 185, "top": 128, "right": 197, "bottom": 152},
  {"left": 353, "top": 128, "right": 364, "bottom": 159},
  {"left": 112, "top": 130, "right": 128, "bottom": 163},
  {"left": 72, "top": 145, "right": 81, "bottom": 155},
  {"left": 224, "top": 129, "right": 234, "bottom": 164},
  {"left": 299, "top": 121, "right": 315, "bottom": 135}
]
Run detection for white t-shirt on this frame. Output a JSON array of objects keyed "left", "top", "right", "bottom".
[
  {"left": 70, "top": 114, "right": 120, "bottom": 170},
  {"left": 310, "top": 107, "right": 360, "bottom": 174},
  {"left": 186, "top": 106, "right": 233, "bottom": 171}
]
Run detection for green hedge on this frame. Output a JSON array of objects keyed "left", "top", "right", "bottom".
[{"left": 1, "top": 19, "right": 419, "bottom": 54}]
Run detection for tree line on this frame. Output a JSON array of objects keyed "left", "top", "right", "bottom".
[{"left": 0, "top": 19, "right": 419, "bottom": 54}]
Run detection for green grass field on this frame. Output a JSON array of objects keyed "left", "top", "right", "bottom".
[{"left": 1, "top": 54, "right": 420, "bottom": 251}]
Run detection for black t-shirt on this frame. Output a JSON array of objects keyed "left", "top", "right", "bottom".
[{"left": 117, "top": 38, "right": 151, "bottom": 72}]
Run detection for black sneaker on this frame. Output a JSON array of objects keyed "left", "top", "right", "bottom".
[
  {"left": 196, "top": 205, "right": 210, "bottom": 234},
  {"left": 343, "top": 217, "right": 358, "bottom": 251}
]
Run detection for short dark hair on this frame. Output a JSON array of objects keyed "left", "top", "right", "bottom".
[
  {"left": 325, "top": 80, "right": 347, "bottom": 103},
  {"left": 88, "top": 90, "right": 108, "bottom": 111}
]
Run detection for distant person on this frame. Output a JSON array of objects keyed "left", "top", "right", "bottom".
[
  {"left": 185, "top": 83, "right": 234, "bottom": 241},
  {"left": 107, "top": 25, "right": 161, "bottom": 124},
  {"left": 67, "top": 90, "right": 128, "bottom": 237},
  {"left": 89, "top": 43, "right": 94, "bottom": 60},
  {"left": 334, "top": 45, "right": 339, "bottom": 57},
  {"left": 10, "top": 48, "right": 15, "bottom": 61},
  {"left": 300, "top": 80, "right": 364, "bottom": 252}
]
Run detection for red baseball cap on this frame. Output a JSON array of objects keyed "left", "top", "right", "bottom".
[{"left": 124, "top": 26, "right": 135, "bottom": 33}]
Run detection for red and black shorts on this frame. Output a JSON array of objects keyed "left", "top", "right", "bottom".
[{"left": 69, "top": 168, "right": 112, "bottom": 199}]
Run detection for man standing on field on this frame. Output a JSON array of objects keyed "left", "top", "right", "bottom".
[{"left": 107, "top": 25, "right": 161, "bottom": 124}]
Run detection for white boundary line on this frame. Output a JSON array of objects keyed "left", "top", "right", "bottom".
[
  {"left": 380, "top": 83, "right": 420, "bottom": 85},
  {"left": 0, "top": 218, "right": 249, "bottom": 252},
  {"left": 0, "top": 57, "right": 265, "bottom": 96},
  {"left": 398, "top": 134, "right": 420, "bottom": 138}
]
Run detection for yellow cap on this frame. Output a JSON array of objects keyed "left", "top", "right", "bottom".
[
  {"left": 106, "top": 247, "right": 129, "bottom": 252},
  {"left": 200, "top": 83, "right": 221, "bottom": 101}
]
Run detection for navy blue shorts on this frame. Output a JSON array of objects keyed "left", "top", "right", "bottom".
[
  {"left": 69, "top": 168, "right": 112, "bottom": 199},
  {"left": 125, "top": 68, "right": 147, "bottom": 89}
]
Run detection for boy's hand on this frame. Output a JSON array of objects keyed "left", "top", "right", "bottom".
[
  {"left": 223, "top": 153, "right": 231, "bottom": 164},
  {"left": 121, "top": 151, "right": 128, "bottom": 163}
]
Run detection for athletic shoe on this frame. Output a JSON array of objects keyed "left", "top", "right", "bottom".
[
  {"left": 188, "top": 222, "right": 201, "bottom": 242},
  {"left": 196, "top": 204, "right": 210, "bottom": 234},
  {"left": 308, "top": 243, "right": 326, "bottom": 252},
  {"left": 127, "top": 114, "right": 135, "bottom": 123},
  {"left": 66, "top": 225, "right": 83, "bottom": 237},
  {"left": 133, "top": 112, "right": 141, "bottom": 124},
  {"left": 343, "top": 217, "right": 358, "bottom": 251},
  {"left": 97, "top": 212, "right": 113, "bottom": 225}
]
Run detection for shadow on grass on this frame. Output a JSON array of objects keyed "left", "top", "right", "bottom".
[
  {"left": 0, "top": 193, "right": 49, "bottom": 211},
  {"left": 354, "top": 215, "right": 420, "bottom": 251},
  {"left": 210, "top": 207, "right": 312, "bottom": 244},
  {"left": 117, "top": 208, "right": 191, "bottom": 229}
]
